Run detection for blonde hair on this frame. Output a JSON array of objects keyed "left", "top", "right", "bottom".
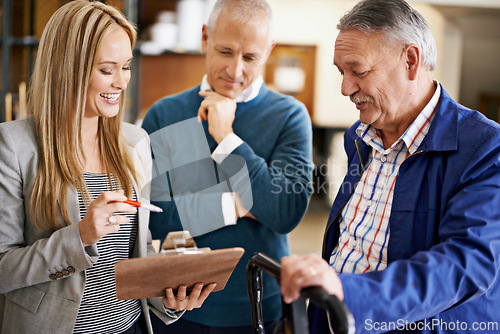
[{"left": 28, "top": 0, "right": 138, "bottom": 232}]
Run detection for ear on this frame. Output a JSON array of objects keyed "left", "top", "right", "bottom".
[
  {"left": 262, "top": 40, "right": 276, "bottom": 64},
  {"left": 405, "top": 44, "right": 420, "bottom": 81},
  {"left": 201, "top": 24, "right": 209, "bottom": 54}
]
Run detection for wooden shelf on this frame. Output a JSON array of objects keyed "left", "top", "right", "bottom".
[
  {"left": 138, "top": 52, "right": 206, "bottom": 119},
  {"left": 265, "top": 44, "right": 316, "bottom": 118}
]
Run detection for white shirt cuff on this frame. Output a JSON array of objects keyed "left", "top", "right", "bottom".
[
  {"left": 221, "top": 192, "right": 237, "bottom": 226},
  {"left": 211, "top": 133, "right": 243, "bottom": 164}
]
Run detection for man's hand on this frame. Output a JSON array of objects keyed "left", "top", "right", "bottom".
[
  {"left": 235, "top": 193, "right": 256, "bottom": 219},
  {"left": 281, "top": 254, "right": 344, "bottom": 304},
  {"left": 198, "top": 91, "right": 237, "bottom": 144}
]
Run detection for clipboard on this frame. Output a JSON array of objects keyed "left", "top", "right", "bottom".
[{"left": 114, "top": 244, "right": 244, "bottom": 300}]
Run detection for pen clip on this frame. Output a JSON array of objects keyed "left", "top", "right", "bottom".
[
  {"left": 160, "top": 231, "right": 211, "bottom": 255},
  {"left": 161, "top": 231, "right": 196, "bottom": 252}
]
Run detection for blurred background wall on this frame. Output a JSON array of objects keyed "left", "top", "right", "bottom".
[{"left": 2, "top": 0, "right": 500, "bottom": 206}]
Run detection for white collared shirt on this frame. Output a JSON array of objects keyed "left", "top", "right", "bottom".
[{"left": 200, "top": 74, "right": 264, "bottom": 103}]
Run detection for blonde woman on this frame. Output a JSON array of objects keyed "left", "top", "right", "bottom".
[{"left": 0, "top": 1, "right": 214, "bottom": 333}]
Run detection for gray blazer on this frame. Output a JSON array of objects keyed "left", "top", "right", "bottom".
[{"left": 0, "top": 118, "right": 179, "bottom": 333}]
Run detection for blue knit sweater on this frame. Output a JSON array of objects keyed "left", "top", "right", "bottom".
[{"left": 142, "top": 84, "right": 313, "bottom": 327}]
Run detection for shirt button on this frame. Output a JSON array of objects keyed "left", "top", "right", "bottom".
[
  {"left": 67, "top": 266, "right": 75, "bottom": 274},
  {"left": 55, "top": 272, "right": 63, "bottom": 279},
  {"left": 381, "top": 156, "right": 387, "bottom": 163},
  {"left": 367, "top": 200, "right": 372, "bottom": 206},
  {"left": 49, "top": 274, "right": 57, "bottom": 280}
]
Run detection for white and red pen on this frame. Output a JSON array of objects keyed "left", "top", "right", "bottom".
[{"left": 124, "top": 199, "right": 163, "bottom": 212}]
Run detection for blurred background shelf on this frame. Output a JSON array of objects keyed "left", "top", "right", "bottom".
[{"left": 0, "top": 0, "right": 205, "bottom": 123}]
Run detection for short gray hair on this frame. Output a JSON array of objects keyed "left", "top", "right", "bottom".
[
  {"left": 338, "top": 0, "right": 437, "bottom": 71},
  {"left": 206, "top": 0, "right": 274, "bottom": 46}
]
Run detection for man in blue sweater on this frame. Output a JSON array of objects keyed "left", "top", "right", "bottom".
[
  {"left": 281, "top": 0, "right": 500, "bottom": 333},
  {"left": 141, "top": 0, "right": 313, "bottom": 333}
]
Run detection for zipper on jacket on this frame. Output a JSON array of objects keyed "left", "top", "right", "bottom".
[
  {"left": 402, "top": 150, "right": 424, "bottom": 164},
  {"left": 321, "top": 143, "right": 425, "bottom": 258},
  {"left": 321, "top": 139, "right": 365, "bottom": 258}
]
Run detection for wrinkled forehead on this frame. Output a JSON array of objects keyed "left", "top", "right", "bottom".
[
  {"left": 333, "top": 29, "right": 400, "bottom": 66},
  {"left": 334, "top": 31, "right": 377, "bottom": 61},
  {"left": 210, "top": 14, "right": 270, "bottom": 53},
  {"left": 209, "top": 7, "right": 272, "bottom": 46}
]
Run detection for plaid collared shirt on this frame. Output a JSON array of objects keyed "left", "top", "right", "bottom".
[{"left": 330, "top": 84, "right": 441, "bottom": 274}]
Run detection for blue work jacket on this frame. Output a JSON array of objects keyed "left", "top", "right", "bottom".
[{"left": 310, "top": 86, "right": 500, "bottom": 334}]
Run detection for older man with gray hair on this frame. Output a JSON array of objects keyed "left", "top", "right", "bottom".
[{"left": 281, "top": 0, "right": 500, "bottom": 333}]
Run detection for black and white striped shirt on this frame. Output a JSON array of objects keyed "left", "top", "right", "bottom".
[{"left": 73, "top": 173, "right": 141, "bottom": 334}]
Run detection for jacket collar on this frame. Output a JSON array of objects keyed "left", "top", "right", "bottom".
[
  {"left": 350, "top": 83, "right": 459, "bottom": 158},
  {"left": 418, "top": 84, "right": 458, "bottom": 152}
]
